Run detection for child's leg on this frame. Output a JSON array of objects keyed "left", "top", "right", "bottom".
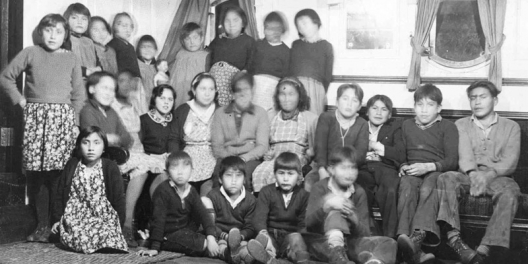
[
  {"left": 149, "top": 172, "right": 168, "bottom": 197},
  {"left": 411, "top": 171, "right": 442, "bottom": 245},
  {"left": 396, "top": 175, "right": 424, "bottom": 236},
  {"left": 283, "top": 232, "right": 309, "bottom": 263},
  {"left": 162, "top": 228, "right": 208, "bottom": 256},
  {"left": 347, "top": 236, "right": 397, "bottom": 264},
  {"left": 125, "top": 169, "right": 149, "bottom": 228}
]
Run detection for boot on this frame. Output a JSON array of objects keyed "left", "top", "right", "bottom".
[
  {"left": 247, "top": 239, "right": 293, "bottom": 264},
  {"left": 448, "top": 236, "right": 478, "bottom": 264},
  {"left": 397, "top": 231, "right": 435, "bottom": 264},
  {"left": 123, "top": 226, "right": 138, "bottom": 247},
  {"left": 229, "top": 228, "right": 243, "bottom": 263},
  {"left": 328, "top": 246, "right": 355, "bottom": 264}
]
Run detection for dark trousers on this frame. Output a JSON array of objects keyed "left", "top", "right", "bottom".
[
  {"left": 213, "top": 158, "right": 261, "bottom": 192},
  {"left": 357, "top": 162, "right": 400, "bottom": 237},
  {"left": 26, "top": 170, "right": 61, "bottom": 227},
  {"left": 161, "top": 227, "right": 206, "bottom": 256},
  {"left": 436, "top": 172, "right": 520, "bottom": 248},
  {"left": 267, "top": 228, "right": 307, "bottom": 262}
]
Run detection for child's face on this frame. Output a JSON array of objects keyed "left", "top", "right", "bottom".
[
  {"left": 367, "top": 100, "right": 391, "bottom": 126},
  {"left": 138, "top": 41, "right": 157, "bottom": 61},
  {"left": 275, "top": 169, "right": 299, "bottom": 193},
  {"left": 469, "top": 87, "right": 497, "bottom": 119},
  {"left": 329, "top": 160, "right": 358, "bottom": 189},
  {"left": 155, "top": 88, "right": 174, "bottom": 115},
  {"left": 278, "top": 83, "right": 299, "bottom": 113},
  {"left": 68, "top": 13, "right": 89, "bottom": 35},
  {"left": 157, "top": 61, "right": 168, "bottom": 72},
  {"left": 117, "top": 72, "right": 136, "bottom": 99},
  {"left": 41, "top": 24, "right": 66, "bottom": 51},
  {"left": 233, "top": 79, "right": 253, "bottom": 110},
  {"left": 114, "top": 16, "right": 133, "bottom": 40},
  {"left": 89, "top": 20, "right": 110, "bottom": 44},
  {"left": 220, "top": 168, "right": 245, "bottom": 196},
  {"left": 89, "top": 76, "right": 116, "bottom": 106},
  {"left": 193, "top": 78, "right": 216, "bottom": 107},
  {"left": 183, "top": 31, "right": 203, "bottom": 52},
  {"left": 414, "top": 98, "right": 441, "bottom": 125},
  {"left": 336, "top": 88, "right": 361, "bottom": 119},
  {"left": 296, "top": 16, "right": 319, "bottom": 39},
  {"left": 167, "top": 160, "right": 192, "bottom": 186},
  {"left": 224, "top": 11, "right": 243, "bottom": 37},
  {"left": 264, "top": 21, "right": 283, "bottom": 43},
  {"left": 80, "top": 132, "right": 105, "bottom": 164}
]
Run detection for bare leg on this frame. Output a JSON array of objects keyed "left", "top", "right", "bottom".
[{"left": 125, "top": 170, "right": 149, "bottom": 228}]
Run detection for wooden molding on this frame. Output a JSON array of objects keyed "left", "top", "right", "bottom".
[{"left": 332, "top": 75, "right": 528, "bottom": 87}]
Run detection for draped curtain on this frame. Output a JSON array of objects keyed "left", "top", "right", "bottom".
[
  {"left": 238, "top": 0, "right": 259, "bottom": 39},
  {"left": 477, "top": 0, "right": 507, "bottom": 92},
  {"left": 406, "top": 0, "right": 440, "bottom": 91}
]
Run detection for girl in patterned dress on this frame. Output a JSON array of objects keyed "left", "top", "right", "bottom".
[
  {"left": 51, "top": 126, "right": 128, "bottom": 254},
  {"left": 0, "top": 14, "right": 84, "bottom": 242},
  {"left": 252, "top": 77, "right": 318, "bottom": 193}
]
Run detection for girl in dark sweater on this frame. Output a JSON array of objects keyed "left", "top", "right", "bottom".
[{"left": 107, "top": 12, "right": 140, "bottom": 78}]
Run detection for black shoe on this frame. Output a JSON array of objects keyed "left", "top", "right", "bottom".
[
  {"left": 328, "top": 246, "right": 355, "bottom": 264},
  {"left": 449, "top": 237, "right": 478, "bottom": 264},
  {"left": 123, "top": 226, "right": 138, "bottom": 248},
  {"left": 229, "top": 228, "right": 242, "bottom": 263},
  {"left": 397, "top": 233, "right": 435, "bottom": 264},
  {"left": 27, "top": 226, "right": 49, "bottom": 243},
  {"left": 248, "top": 239, "right": 272, "bottom": 263}
]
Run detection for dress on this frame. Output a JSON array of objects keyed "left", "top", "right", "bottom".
[
  {"left": 183, "top": 106, "right": 216, "bottom": 182},
  {"left": 169, "top": 49, "right": 209, "bottom": 108},
  {"left": 59, "top": 160, "right": 128, "bottom": 253},
  {"left": 209, "top": 62, "right": 239, "bottom": 106}
]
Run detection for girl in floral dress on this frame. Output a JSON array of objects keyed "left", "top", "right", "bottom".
[{"left": 51, "top": 126, "right": 127, "bottom": 254}]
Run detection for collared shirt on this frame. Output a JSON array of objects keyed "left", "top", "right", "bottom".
[
  {"left": 169, "top": 180, "right": 191, "bottom": 209},
  {"left": 225, "top": 102, "right": 256, "bottom": 134},
  {"left": 415, "top": 115, "right": 442, "bottom": 130},
  {"left": 327, "top": 177, "right": 355, "bottom": 199},
  {"left": 220, "top": 186, "right": 246, "bottom": 209},
  {"left": 275, "top": 183, "right": 294, "bottom": 208},
  {"left": 471, "top": 113, "right": 498, "bottom": 138}
]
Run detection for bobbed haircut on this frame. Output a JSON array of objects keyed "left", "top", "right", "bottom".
[
  {"left": 366, "top": 94, "right": 393, "bottom": 114},
  {"left": 37, "top": 14, "right": 69, "bottom": 40},
  {"left": 221, "top": 5, "right": 248, "bottom": 33},
  {"left": 136, "top": 35, "right": 158, "bottom": 57},
  {"left": 219, "top": 156, "right": 246, "bottom": 179},
  {"left": 188, "top": 72, "right": 219, "bottom": 103},
  {"left": 74, "top": 126, "right": 108, "bottom": 159},
  {"left": 414, "top": 83, "right": 443, "bottom": 105},
  {"left": 264, "top": 11, "right": 287, "bottom": 33},
  {"left": 165, "top": 151, "right": 192, "bottom": 169},
  {"left": 336, "top": 83, "right": 364, "bottom": 103},
  {"left": 231, "top": 71, "right": 253, "bottom": 93},
  {"left": 149, "top": 84, "right": 176, "bottom": 111},
  {"left": 328, "top": 146, "right": 358, "bottom": 168},
  {"left": 63, "top": 3, "right": 91, "bottom": 21},
  {"left": 294, "top": 9, "right": 321, "bottom": 38},
  {"left": 274, "top": 152, "right": 302, "bottom": 174},
  {"left": 179, "top": 22, "right": 203, "bottom": 46},
  {"left": 112, "top": 12, "right": 134, "bottom": 31},
  {"left": 466, "top": 80, "right": 499, "bottom": 98},
  {"left": 85, "top": 71, "right": 117, "bottom": 99},
  {"left": 89, "top": 16, "right": 112, "bottom": 36},
  {"left": 273, "top": 77, "right": 310, "bottom": 112}
]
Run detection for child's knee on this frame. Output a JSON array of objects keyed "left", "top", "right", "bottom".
[{"left": 201, "top": 196, "right": 214, "bottom": 209}]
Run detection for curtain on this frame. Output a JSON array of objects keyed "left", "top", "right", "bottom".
[
  {"left": 406, "top": 0, "right": 441, "bottom": 91},
  {"left": 158, "top": 0, "right": 211, "bottom": 67},
  {"left": 477, "top": 0, "right": 507, "bottom": 92},
  {"left": 238, "top": 0, "right": 259, "bottom": 39}
]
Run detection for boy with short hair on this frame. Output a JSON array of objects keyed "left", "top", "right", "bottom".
[
  {"left": 202, "top": 156, "right": 257, "bottom": 263},
  {"left": 137, "top": 151, "right": 218, "bottom": 257},
  {"left": 247, "top": 152, "right": 311, "bottom": 264},
  {"left": 396, "top": 84, "right": 459, "bottom": 263},
  {"left": 305, "top": 147, "right": 397, "bottom": 264}
]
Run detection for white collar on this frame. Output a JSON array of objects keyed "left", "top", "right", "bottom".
[
  {"left": 169, "top": 181, "right": 192, "bottom": 200},
  {"left": 188, "top": 100, "right": 215, "bottom": 123},
  {"left": 220, "top": 186, "right": 246, "bottom": 209}
]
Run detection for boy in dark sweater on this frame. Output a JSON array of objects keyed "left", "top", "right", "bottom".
[
  {"left": 202, "top": 156, "right": 257, "bottom": 263},
  {"left": 137, "top": 151, "right": 218, "bottom": 257},
  {"left": 396, "top": 84, "right": 459, "bottom": 264},
  {"left": 248, "top": 152, "right": 310, "bottom": 264}
]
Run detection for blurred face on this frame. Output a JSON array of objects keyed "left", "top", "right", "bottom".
[
  {"left": 89, "top": 20, "right": 110, "bottom": 44},
  {"left": 80, "top": 132, "right": 105, "bottom": 165},
  {"left": 329, "top": 160, "right": 358, "bottom": 189},
  {"left": 155, "top": 89, "right": 174, "bottom": 115},
  {"left": 414, "top": 98, "right": 441, "bottom": 125},
  {"left": 168, "top": 160, "right": 192, "bottom": 186},
  {"left": 469, "top": 87, "right": 497, "bottom": 119},
  {"left": 157, "top": 61, "right": 168, "bottom": 72},
  {"left": 278, "top": 83, "right": 299, "bottom": 113},
  {"left": 139, "top": 41, "right": 157, "bottom": 61},
  {"left": 89, "top": 76, "right": 116, "bottom": 106},
  {"left": 220, "top": 168, "right": 245, "bottom": 196},
  {"left": 233, "top": 79, "right": 253, "bottom": 110},
  {"left": 117, "top": 73, "right": 135, "bottom": 99},
  {"left": 41, "top": 24, "right": 66, "bottom": 51},
  {"left": 114, "top": 16, "right": 133, "bottom": 40},
  {"left": 275, "top": 169, "right": 299, "bottom": 193},
  {"left": 193, "top": 78, "right": 216, "bottom": 107},
  {"left": 296, "top": 16, "right": 319, "bottom": 39},
  {"left": 183, "top": 31, "right": 203, "bottom": 52},
  {"left": 68, "top": 13, "right": 89, "bottom": 34},
  {"left": 224, "top": 11, "right": 243, "bottom": 38},
  {"left": 367, "top": 100, "right": 391, "bottom": 126},
  {"left": 264, "top": 21, "right": 283, "bottom": 43},
  {"left": 336, "top": 88, "right": 361, "bottom": 119}
]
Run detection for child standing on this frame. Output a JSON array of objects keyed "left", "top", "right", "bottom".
[
  {"left": 0, "top": 14, "right": 84, "bottom": 242},
  {"left": 248, "top": 152, "right": 311, "bottom": 264},
  {"left": 209, "top": 5, "right": 256, "bottom": 106},
  {"left": 137, "top": 151, "right": 218, "bottom": 257},
  {"left": 89, "top": 16, "right": 118, "bottom": 76},
  {"left": 137, "top": 35, "right": 158, "bottom": 102},
  {"left": 169, "top": 22, "right": 210, "bottom": 108},
  {"left": 202, "top": 156, "right": 257, "bottom": 263},
  {"left": 290, "top": 9, "right": 334, "bottom": 115},
  {"left": 107, "top": 12, "right": 140, "bottom": 78},
  {"left": 249, "top": 12, "right": 290, "bottom": 111},
  {"left": 154, "top": 59, "right": 170, "bottom": 86},
  {"left": 51, "top": 126, "right": 127, "bottom": 254}
]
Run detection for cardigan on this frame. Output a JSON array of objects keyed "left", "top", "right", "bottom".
[
  {"left": 249, "top": 40, "right": 290, "bottom": 78},
  {"left": 168, "top": 103, "right": 219, "bottom": 152},
  {"left": 69, "top": 34, "right": 99, "bottom": 76},
  {"left": 253, "top": 184, "right": 309, "bottom": 233},
  {"left": 289, "top": 39, "right": 334, "bottom": 89},
  {"left": 107, "top": 38, "right": 140, "bottom": 77},
  {"left": 456, "top": 115, "right": 520, "bottom": 176},
  {"left": 140, "top": 113, "right": 172, "bottom": 154},
  {"left": 211, "top": 103, "right": 270, "bottom": 161},
  {"left": 209, "top": 33, "right": 256, "bottom": 70},
  {"left": 52, "top": 157, "right": 125, "bottom": 227}
]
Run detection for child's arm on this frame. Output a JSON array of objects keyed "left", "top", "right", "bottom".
[
  {"left": 381, "top": 120, "right": 406, "bottom": 167},
  {"left": 0, "top": 48, "right": 30, "bottom": 106},
  {"left": 240, "top": 197, "right": 257, "bottom": 240},
  {"left": 437, "top": 121, "right": 459, "bottom": 172},
  {"left": 253, "top": 188, "right": 271, "bottom": 233},
  {"left": 191, "top": 190, "right": 217, "bottom": 238},
  {"left": 115, "top": 114, "right": 133, "bottom": 149},
  {"left": 282, "top": 46, "right": 291, "bottom": 79},
  {"left": 305, "top": 182, "right": 326, "bottom": 233},
  {"left": 242, "top": 37, "right": 256, "bottom": 71},
  {"left": 204, "top": 52, "right": 211, "bottom": 72},
  {"left": 70, "top": 56, "right": 86, "bottom": 125},
  {"left": 239, "top": 109, "right": 270, "bottom": 162},
  {"left": 314, "top": 113, "right": 330, "bottom": 170},
  {"left": 323, "top": 42, "right": 334, "bottom": 90},
  {"left": 211, "top": 112, "right": 232, "bottom": 158},
  {"left": 296, "top": 191, "right": 310, "bottom": 231},
  {"left": 353, "top": 121, "right": 369, "bottom": 167}
]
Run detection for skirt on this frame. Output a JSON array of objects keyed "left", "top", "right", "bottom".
[
  {"left": 252, "top": 74, "right": 279, "bottom": 111},
  {"left": 298, "top": 76, "right": 327, "bottom": 115},
  {"left": 184, "top": 144, "right": 216, "bottom": 182},
  {"left": 23, "top": 103, "right": 76, "bottom": 171},
  {"left": 209, "top": 61, "right": 240, "bottom": 106},
  {"left": 119, "top": 152, "right": 167, "bottom": 179}
]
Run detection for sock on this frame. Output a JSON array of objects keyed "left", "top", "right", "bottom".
[
  {"left": 476, "top": 245, "right": 490, "bottom": 256},
  {"left": 326, "top": 229, "right": 345, "bottom": 248},
  {"left": 447, "top": 229, "right": 461, "bottom": 247}
]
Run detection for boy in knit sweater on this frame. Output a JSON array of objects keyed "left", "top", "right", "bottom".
[
  {"left": 202, "top": 156, "right": 257, "bottom": 263},
  {"left": 247, "top": 152, "right": 310, "bottom": 264},
  {"left": 396, "top": 84, "right": 459, "bottom": 264}
]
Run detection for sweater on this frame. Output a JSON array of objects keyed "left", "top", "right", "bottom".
[
  {"left": 69, "top": 34, "right": 99, "bottom": 76},
  {"left": 371, "top": 119, "right": 405, "bottom": 169},
  {"left": 0, "top": 45, "right": 85, "bottom": 124},
  {"left": 314, "top": 111, "right": 369, "bottom": 168},
  {"left": 52, "top": 157, "right": 125, "bottom": 226},
  {"left": 207, "top": 187, "right": 257, "bottom": 240},
  {"left": 289, "top": 39, "right": 333, "bottom": 89},
  {"left": 253, "top": 184, "right": 310, "bottom": 233},
  {"left": 150, "top": 180, "right": 216, "bottom": 251},
  {"left": 401, "top": 118, "right": 459, "bottom": 172},
  {"left": 168, "top": 102, "right": 219, "bottom": 152},
  {"left": 211, "top": 103, "right": 270, "bottom": 161},
  {"left": 140, "top": 113, "right": 172, "bottom": 155},
  {"left": 107, "top": 38, "right": 140, "bottom": 77},
  {"left": 209, "top": 33, "right": 256, "bottom": 70},
  {"left": 249, "top": 40, "right": 290, "bottom": 78},
  {"left": 94, "top": 43, "right": 118, "bottom": 76},
  {"left": 456, "top": 115, "right": 520, "bottom": 176}
]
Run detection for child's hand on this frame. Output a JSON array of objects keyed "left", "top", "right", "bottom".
[
  {"left": 51, "top": 222, "right": 60, "bottom": 234},
  {"left": 206, "top": 235, "right": 220, "bottom": 257},
  {"left": 73, "top": 126, "right": 80, "bottom": 139},
  {"left": 405, "top": 163, "right": 435, "bottom": 177},
  {"left": 263, "top": 150, "right": 275, "bottom": 161},
  {"left": 86, "top": 66, "right": 102, "bottom": 76},
  {"left": 18, "top": 98, "right": 27, "bottom": 109},
  {"left": 469, "top": 170, "right": 495, "bottom": 196},
  {"left": 399, "top": 165, "right": 411, "bottom": 177},
  {"left": 137, "top": 249, "right": 158, "bottom": 257},
  {"left": 138, "top": 229, "right": 150, "bottom": 240},
  {"left": 323, "top": 195, "right": 354, "bottom": 216}
]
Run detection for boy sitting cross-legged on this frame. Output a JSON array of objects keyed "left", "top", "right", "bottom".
[
  {"left": 247, "top": 152, "right": 311, "bottom": 264},
  {"left": 202, "top": 156, "right": 258, "bottom": 263}
]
